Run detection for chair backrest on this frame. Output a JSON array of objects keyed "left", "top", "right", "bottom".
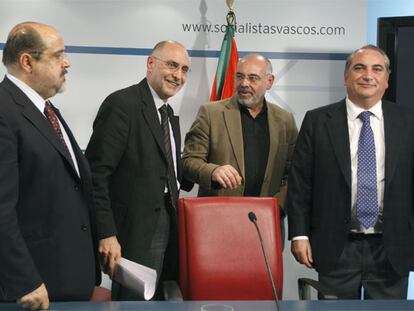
[
  {"left": 178, "top": 196, "right": 283, "bottom": 300},
  {"left": 90, "top": 286, "right": 111, "bottom": 302}
]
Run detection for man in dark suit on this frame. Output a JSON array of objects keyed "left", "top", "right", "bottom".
[
  {"left": 85, "top": 40, "right": 190, "bottom": 300},
  {"left": 0, "top": 22, "right": 100, "bottom": 310},
  {"left": 288, "top": 45, "right": 414, "bottom": 299}
]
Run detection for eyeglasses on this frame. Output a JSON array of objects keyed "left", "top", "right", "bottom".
[
  {"left": 152, "top": 55, "right": 190, "bottom": 74},
  {"left": 28, "top": 49, "right": 68, "bottom": 62},
  {"left": 51, "top": 51, "right": 68, "bottom": 61},
  {"left": 236, "top": 73, "right": 268, "bottom": 83}
]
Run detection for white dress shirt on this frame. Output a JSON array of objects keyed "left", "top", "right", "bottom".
[
  {"left": 6, "top": 73, "right": 80, "bottom": 177},
  {"left": 148, "top": 85, "right": 180, "bottom": 192},
  {"left": 293, "top": 98, "right": 385, "bottom": 241},
  {"left": 346, "top": 97, "right": 384, "bottom": 234}
]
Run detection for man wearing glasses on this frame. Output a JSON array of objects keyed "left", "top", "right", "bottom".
[
  {"left": 86, "top": 40, "right": 191, "bottom": 300},
  {"left": 182, "top": 54, "right": 297, "bottom": 241},
  {"left": 0, "top": 22, "right": 100, "bottom": 310}
]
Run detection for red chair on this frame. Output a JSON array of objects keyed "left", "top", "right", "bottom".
[
  {"left": 90, "top": 286, "right": 111, "bottom": 302},
  {"left": 177, "top": 196, "right": 283, "bottom": 300}
]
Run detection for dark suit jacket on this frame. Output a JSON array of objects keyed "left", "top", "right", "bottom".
[
  {"left": 288, "top": 99, "right": 414, "bottom": 276},
  {"left": 0, "top": 76, "right": 100, "bottom": 301},
  {"left": 85, "top": 78, "right": 184, "bottom": 292}
]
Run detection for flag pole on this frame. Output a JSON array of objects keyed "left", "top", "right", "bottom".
[{"left": 210, "top": 0, "right": 239, "bottom": 101}]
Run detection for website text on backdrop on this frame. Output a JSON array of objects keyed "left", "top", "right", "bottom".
[{"left": 288, "top": 45, "right": 414, "bottom": 299}]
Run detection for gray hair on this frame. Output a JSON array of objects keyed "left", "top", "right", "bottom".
[
  {"left": 239, "top": 53, "right": 273, "bottom": 74},
  {"left": 151, "top": 40, "right": 186, "bottom": 55}
]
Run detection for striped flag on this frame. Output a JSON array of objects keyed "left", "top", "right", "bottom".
[{"left": 210, "top": 9, "right": 239, "bottom": 101}]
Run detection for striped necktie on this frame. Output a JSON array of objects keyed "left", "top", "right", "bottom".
[{"left": 159, "top": 104, "right": 178, "bottom": 208}]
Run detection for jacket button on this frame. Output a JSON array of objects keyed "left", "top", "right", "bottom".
[
  {"left": 344, "top": 218, "right": 350, "bottom": 224},
  {"left": 74, "top": 184, "right": 80, "bottom": 191},
  {"left": 81, "top": 225, "right": 88, "bottom": 231}
]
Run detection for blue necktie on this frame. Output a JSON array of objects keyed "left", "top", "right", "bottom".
[{"left": 356, "top": 111, "right": 378, "bottom": 228}]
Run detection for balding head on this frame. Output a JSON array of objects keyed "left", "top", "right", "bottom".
[
  {"left": 2, "top": 22, "right": 53, "bottom": 67},
  {"left": 238, "top": 54, "right": 273, "bottom": 75},
  {"left": 2, "top": 22, "right": 70, "bottom": 99},
  {"left": 146, "top": 40, "right": 189, "bottom": 101},
  {"left": 235, "top": 53, "right": 275, "bottom": 114}
]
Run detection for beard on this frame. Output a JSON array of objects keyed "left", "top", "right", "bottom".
[
  {"left": 57, "top": 82, "right": 66, "bottom": 94},
  {"left": 57, "top": 69, "right": 68, "bottom": 94},
  {"left": 236, "top": 88, "right": 257, "bottom": 108},
  {"left": 237, "top": 96, "right": 256, "bottom": 108}
]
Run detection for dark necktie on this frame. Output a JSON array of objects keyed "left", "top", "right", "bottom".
[
  {"left": 44, "top": 101, "right": 70, "bottom": 155},
  {"left": 356, "top": 111, "right": 378, "bottom": 228},
  {"left": 159, "top": 105, "right": 178, "bottom": 207}
]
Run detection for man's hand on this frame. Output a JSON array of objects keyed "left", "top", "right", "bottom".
[
  {"left": 16, "top": 283, "right": 49, "bottom": 310},
  {"left": 291, "top": 239, "right": 314, "bottom": 268},
  {"left": 99, "top": 236, "right": 121, "bottom": 279},
  {"left": 211, "top": 165, "right": 242, "bottom": 190}
]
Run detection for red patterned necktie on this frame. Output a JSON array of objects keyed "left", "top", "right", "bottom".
[{"left": 44, "top": 101, "right": 70, "bottom": 155}]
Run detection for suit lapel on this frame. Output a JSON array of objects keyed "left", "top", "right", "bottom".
[
  {"left": 383, "top": 101, "right": 402, "bottom": 189},
  {"left": 262, "top": 102, "right": 281, "bottom": 190},
  {"left": 140, "top": 81, "right": 167, "bottom": 161},
  {"left": 168, "top": 106, "right": 182, "bottom": 180},
  {"left": 3, "top": 77, "right": 79, "bottom": 178},
  {"left": 55, "top": 107, "right": 83, "bottom": 178},
  {"left": 223, "top": 98, "right": 245, "bottom": 178},
  {"left": 326, "top": 101, "right": 352, "bottom": 188}
]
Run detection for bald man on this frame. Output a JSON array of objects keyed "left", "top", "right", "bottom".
[
  {"left": 86, "top": 40, "right": 191, "bottom": 300},
  {"left": 0, "top": 22, "right": 100, "bottom": 310},
  {"left": 183, "top": 54, "right": 297, "bottom": 240}
]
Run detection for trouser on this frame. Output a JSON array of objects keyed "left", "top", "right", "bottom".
[
  {"left": 114, "top": 196, "right": 178, "bottom": 300},
  {"left": 318, "top": 233, "right": 408, "bottom": 299}
]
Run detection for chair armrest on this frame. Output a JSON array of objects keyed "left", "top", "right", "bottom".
[
  {"left": 298, "top": 278, "right": 338, "bottom": 300},
  {"left": 163, "top": 280, "right": 183, "bottom": 301}
]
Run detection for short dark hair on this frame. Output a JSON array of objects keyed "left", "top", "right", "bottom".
[
  {"left": 2, "top": 22, "right": 46, "bottom": 66},
  {"left": 344, "top": 44, "right": 391, "bottom": 76}
]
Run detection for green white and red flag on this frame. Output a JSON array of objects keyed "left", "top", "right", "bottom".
[{"left": 210, "top": 6, "right": 239, "bottom": 101}]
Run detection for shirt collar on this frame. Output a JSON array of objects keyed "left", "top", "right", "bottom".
[
  {"left": 239, "top": 98, "right": 268, "bottom": 117},
  {"left": 6, "top": 73, "right": 48, "bottom": 113},
  {"left": 148, "top": 83, "right": 170, "bottom": 112},
  {"left": 346, "top": 96, "right": 383, "bottom": 121}
]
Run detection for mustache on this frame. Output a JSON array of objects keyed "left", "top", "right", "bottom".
[{"left": 238, "top": 86, "right": 253, "bottom": 92}]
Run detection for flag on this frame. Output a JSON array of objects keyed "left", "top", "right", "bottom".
[{"left": 210, "top": 10, "right": 239, "bottom": 101}]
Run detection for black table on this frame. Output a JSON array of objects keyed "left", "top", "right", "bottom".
[{"left": 1, "top": 300, "right": 414, "bottom": 311}]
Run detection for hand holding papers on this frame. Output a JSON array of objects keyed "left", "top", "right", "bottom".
[{"left": 113, "top": 257, "right": 157, "bottom": 300}]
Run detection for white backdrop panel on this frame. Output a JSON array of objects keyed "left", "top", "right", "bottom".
[{"left": 0, "top": 0, "right": 367, "bottom": 299}]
